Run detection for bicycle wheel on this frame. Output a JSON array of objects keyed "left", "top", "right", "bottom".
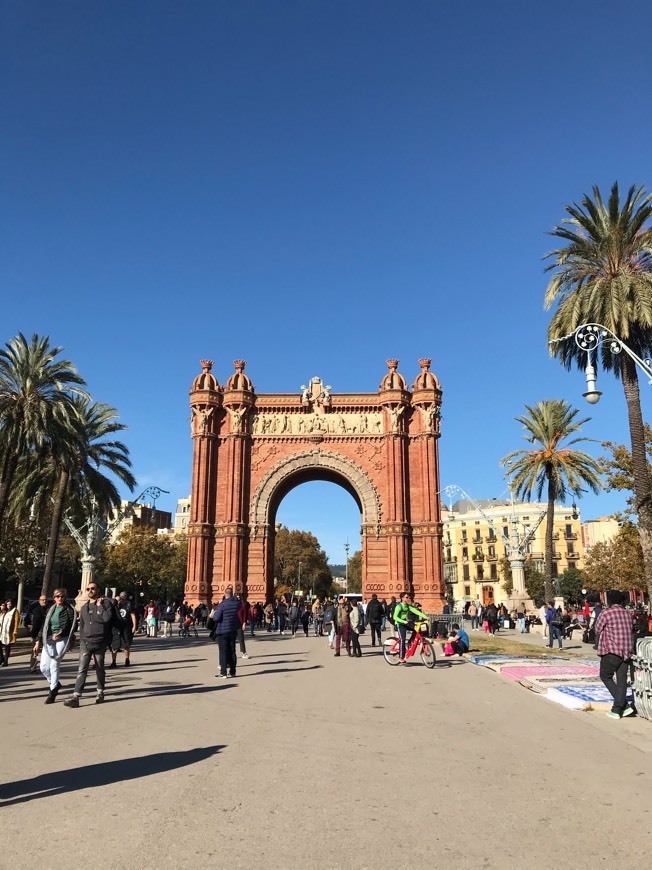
[
  {"left": 420, "top": 640, "right": 436, "bottom": 669},
  {"left": 383, "top": 638, "right": 400, "bottom": 666}
]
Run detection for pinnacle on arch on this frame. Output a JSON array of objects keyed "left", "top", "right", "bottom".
[
  {"left": 225, "top": 359, "right": 253, "bottom": 392},
  {"left": 412, "top": 357, "right": 440, "bottom": 392},
  {"left": 380, "top": 358, "right": 407, "bottom": 392},
  {"left": 191, "top": 359, "right": 219, "bottom": 392}
]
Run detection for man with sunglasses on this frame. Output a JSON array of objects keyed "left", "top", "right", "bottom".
[{"left": 64, "top": 583, "right": 113, "bottom": 708}]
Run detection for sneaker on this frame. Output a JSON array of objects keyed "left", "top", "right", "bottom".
[
  {"left": 606, "top": 710, "right": 621, "bottom": 719},
  {"left": 124, "top": 659, "right": 130, "bottom": 667},
  {"left": 333, "top": 652, "right": 340, "bottom": 657},
  {"left": 109, "top": 662, "right": 117, "bottom": 669},
  {"left": 398, "top": 658, "right": 406, "bottom": 664},
  {"left": 622, "top": 706, "right": 635, "bottom": 717},
  {"left": 241, "top": 653, "right": 249, "bottom": 659},
  {"left": 45, "top": 692, "right": 55, "bottom": 705},
  {"left": 63, "top": 697, "right": 80, "bottom": 708},
  {"left": 95, "top": 695, "right": 105, "bottom": 704},
  {"left": 216, "top": 673, "right": 227, "bottom": 679}
]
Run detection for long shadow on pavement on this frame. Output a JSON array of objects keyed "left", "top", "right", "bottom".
[
  {"left": 0, "top": 745, "right": 225, "bottom": 807},
  {"left": 234, "top": 665, "right": 323, "bottom": 677}
]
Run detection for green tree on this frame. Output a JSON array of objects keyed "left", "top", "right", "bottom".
[
  {"left": 0, "top": 332, "right": 86, "bottom": 534},
  {"left": 546, "top": 182, "right": 652, "bottom": 601},
  {"left": 558, "top": 565, "right": 585, "bottom": 605},
  {"left": 500, "top": 556, "right": 545, "bottom": 605},
  {"left": 101, "top": 526, "right": 184, "bottom": 600},
  {"left": 347, "top": 549, "right": 362, "bottom": 593},
  {"left": 598, "top": 425, "right": 652, "bottom": 517},
  {"left": 274, "top": 526, "right": 333, "bottom": 599},
  {"left": 502, "top": 399, "right": 601, "bottom": 601},
  {"left": 583, "top": 521, "right": 645, "bottom": 593}
]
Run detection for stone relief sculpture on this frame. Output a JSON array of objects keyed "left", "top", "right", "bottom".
[
  {"left": 191, "top": 406, "right": 214, "bottom": 435},
  {"left": 420, "top": 403, "right": 440, "bottom": 432},
  {"left": 389, "top": 406, "right": 405, "bottom": 432},
  {"left": 249, "top": 411, "right": 385, "bottom": 436},
  {"left": 229, "top": 407, "right": 246, "bottom": 432}
]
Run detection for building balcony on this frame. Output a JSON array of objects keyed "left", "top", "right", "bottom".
[
  {"left": 567, "top": 552, "right": 580, "bottom": 560},
  {"left": 564, "top": 532, "right": 578, "bottom": 541},
  {"left": 471, "top": 553, "right": 485, "bottom": 562},
  {"left": 487, "top": 553, "right": 498, "bottom": 561},
  {"left": 530, "top": 551, "right": 544, "bottom": 560},
  {"left": 552, "top": 551, "right": 562, "bottom": 560}
]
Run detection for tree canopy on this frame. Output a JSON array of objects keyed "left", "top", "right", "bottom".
[
  {"left": 100, "top": 526, "right": 187, "bottom": 602},
  {"left": 274, "top": 526, "right": 333, "bottom": 600}
]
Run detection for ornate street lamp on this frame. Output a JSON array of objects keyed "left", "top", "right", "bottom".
[{"left": 550, "top": 323, "right": 652, "bottom": 404}]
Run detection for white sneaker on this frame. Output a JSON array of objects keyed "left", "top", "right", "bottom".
[{"left": 242, "top": 653, "right": 249, "bottom": 659}]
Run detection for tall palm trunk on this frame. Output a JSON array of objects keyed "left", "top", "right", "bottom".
[
  {"left": 41, "top": 468, "right": 69, "bottom": 597},
  {"left": 544, "top": 473, "right": 556, "bottom": 602},
  {"left": 621, "top": 356, "right": 652, "bottom": 601},
  {"left": 0, "top": 449, "right": 18, "bottom": 536}
]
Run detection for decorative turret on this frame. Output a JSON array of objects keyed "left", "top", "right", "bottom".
[
  {"left": 225, "top": 360, "right": 254, "bottom": 392},
  {"left": 223, "top": 360, "right": 255, "bottom": 434},
  {"left": 411, "top": 358, "right": 442, "bottom": 436},
  {"left": 379, "top": 358, "right": 407, "bottom": 392},
  {"left": 191, "top": 359, "right": 219, "bottom": 393}
]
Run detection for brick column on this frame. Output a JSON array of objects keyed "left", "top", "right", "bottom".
[{"left": 185, "top": 361, "right": 222, "bottom": 606}]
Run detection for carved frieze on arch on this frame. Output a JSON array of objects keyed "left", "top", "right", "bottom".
[{"left": 250, "top": 449, "right": 381, "bottom": 529}]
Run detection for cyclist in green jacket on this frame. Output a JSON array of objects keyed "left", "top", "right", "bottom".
[{"left": 393, "top": 592, "right": 428, "bottom": 664}]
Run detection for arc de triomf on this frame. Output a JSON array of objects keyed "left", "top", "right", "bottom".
[{"left": 184, "top": 358, "right": 445, "bottom": 612}]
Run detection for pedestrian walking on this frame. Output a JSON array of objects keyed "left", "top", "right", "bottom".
[
  {"left": 27, "top": 595, "right": 49, "bottom": 672},
  {"left": 236, "top": 598, "right": 249, "bottom": 659},
  {"left": 288, "top": 599, "right": 300, "bottom": 636},
  {"left": 595, "top": 590, "right": 636, "bottom": 719},
  {"left": 0, "top": 599, "right": 20, "bottom": 666},
  {"left": 300, "top": 605, "right": 311, "bottom": 637},
  {"left": 213, "top": 586, "right": 240, "bottom": 679},
  {"left": 162, "top": 601, "right": 176, "bottom": 637},
  {"left": 110, "top": 592, "right": 137, "bottom": 667},
  {"left": 323, "top": 598, "right": 336, "bottom": 648},
  {"left": 313, "top": 600, "right": 324, "bottom": 637},
  {"left": 546, "top": 602, "right": 563, "bottom": 650},
  {"left": 334, "top": 596, "right": 351, "bottom": 657},
  {"left": 468, "top": 600, "right": 478, "bottom": 630},
  {"left": 40, "top": 588, "right": 76, "bottom": 704},
  {"left": 350, "top": 603, "right": 362, "bottom": 657},
  {"left": 64, "top": 583, "right": 113, "bottom": 707},
  {"left": 366, "top": 593, "right": 383, "bottom": 646}
]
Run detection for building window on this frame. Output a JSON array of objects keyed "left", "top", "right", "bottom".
[
  {"left": 446, "top": 548, "right": 452, "bottom": 561},
  {"left": 477, "top": 565, "right": 484, "bottom": 581},
  {"left": 464, "top": 585, "right": 471, "bottom": 597},
  {"left": 462, "top": 547, "right": 468, "bottom": 559},
  {"left": 565, "top": 524, "right": 572, "bottom": 538},
  {"left": 474, "top": 530, "right": 481, "bottom": 542},
  {"left": 503, "top": 526, "right": 509, "bottom": 538},
  {"left": 552, "top": 562, "right": 558, "bottom": 577},
  {"left": 461, "top": 530, "right": 467, "bottom": 542},
  {"left": 463, "top": 564, "right": 470, "bottom": 581},
  {"left": 490, "top": 563, "right": 498, "bottom": 580},
  {"left": 567, "top": 543, "right": 574, "bottom": 555},
  {"left": 488, "top": 545, "right": 495, "bottom": 557},
  {"left": 475, "top": 545, "right": 482, "bottom": 556}
]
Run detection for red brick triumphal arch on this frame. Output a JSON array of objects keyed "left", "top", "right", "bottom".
[{"left": 184, "top": 358, "right": 445, "bottom": 612}]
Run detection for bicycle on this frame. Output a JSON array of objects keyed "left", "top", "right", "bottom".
[{"left": 383, "top": 621, "right": 436, "bottom": 668}]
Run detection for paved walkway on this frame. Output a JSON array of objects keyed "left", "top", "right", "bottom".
[{"left": 1, "top": 628, "right": 650, "bottom": 870}]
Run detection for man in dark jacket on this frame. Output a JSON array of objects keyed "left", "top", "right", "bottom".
[
  {"left": 64, "top": 582, "right": 113, "bottom": 707},
  {"left": 366, "top": 593, "right": 384, "bottom": 647},
  {"left": 27, "top": 595, "right": 49, "bottom": 672},
  {"left": 213, "top": 586, "right": 241, "bottom": 679}
]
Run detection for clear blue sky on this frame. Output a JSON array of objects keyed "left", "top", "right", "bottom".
[{"left": 3, "top": 1, "right": 651, "bottom": 564}]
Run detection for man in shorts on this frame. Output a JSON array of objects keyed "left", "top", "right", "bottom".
[{"left": 110, "top": 592, "right": 137, "bottom": 668}]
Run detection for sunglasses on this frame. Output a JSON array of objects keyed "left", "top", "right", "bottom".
[
  {"left": 54, "top": 594, "right": 65, "bottom": 598},
  {"left": 87, "top": 587, "right": 98, "bottom": 592}
]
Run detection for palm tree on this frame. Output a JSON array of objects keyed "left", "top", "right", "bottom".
[
  {"left": 501, "top": 399, "right": 602, "bottom": 601},
  {"left": 545, "top": 182, "right": 652, "bottom": 599},
  {"left": 41, "top": 398, "right": 136, "bottom": 596},
  {"left": 15, "top": 397, "right": 136, "bottom": 596},
  {"left": 0, "top": 333, "right": 86, "bottom": 534}
]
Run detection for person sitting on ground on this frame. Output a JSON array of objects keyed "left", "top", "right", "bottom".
[{"left": 442, "top": 623, "right": 469, "bottom": 657}]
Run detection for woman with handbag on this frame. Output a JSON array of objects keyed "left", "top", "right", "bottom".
[{"left": 40, "top": 588, "right": 77, "bottom": 703}]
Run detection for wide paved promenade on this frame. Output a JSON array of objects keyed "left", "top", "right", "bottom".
[{"left": 1, "top": 628, "right": 651, "bottom": 870}]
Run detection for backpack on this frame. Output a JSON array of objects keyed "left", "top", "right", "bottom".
[{"left": 323, "top": 605, "right": 335, "bottom": 624}]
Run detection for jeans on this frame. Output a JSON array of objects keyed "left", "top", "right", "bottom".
[
  {"left": 548, "top": 625, "right": 563, "bottom": 648},
  {"left": 249, "top": 622, "right": 255, "bottom": 637},
  {"left": 73, "top": 641, "right": 107, "bottom": 697},
  {"left": 381, "top": 616, "right": 387, "bottom": 631},
  {"left": 236, "top": 625, "right": 247, "bottom": 655},
  {"left": 351, "top": 630, "right": 362, "bottom": 657},
  {"left": 397, "top": 623, "right": 408, "bottom": 659},
  {"left": 40, "top": 639, "right": 67, "bottom": 690},
  {"left": 217, "top": 631, "right": 237, "bottom": 676},
  {"left": 326, "top": 624, "right": 335, "bottom": 646},
  {"left": 370, "top": 622, "right": 382, "bottom": 646},
  {"left": 335, "top": 623, "right": 351, "bottom": 654},
  {"left": 470, "top": 615, "right": 479, "bottom": 629},
  {"left": 278, "top": 615, "right": 286, "bottom": 633},
  {"left": 451, "top": 640, "right": 468, "bottom": 656},
  {"left": 600, "top": 653, "right": 630, "bottom": 714},
  {"left": 518, "top": 617, "right": 526, "bottom": 633},
  {"left": 314, "top": 618, "right": 323, "bottom": 637},
  {"left": 290, "top": 618, "right": 299, "bottom": 636}
]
